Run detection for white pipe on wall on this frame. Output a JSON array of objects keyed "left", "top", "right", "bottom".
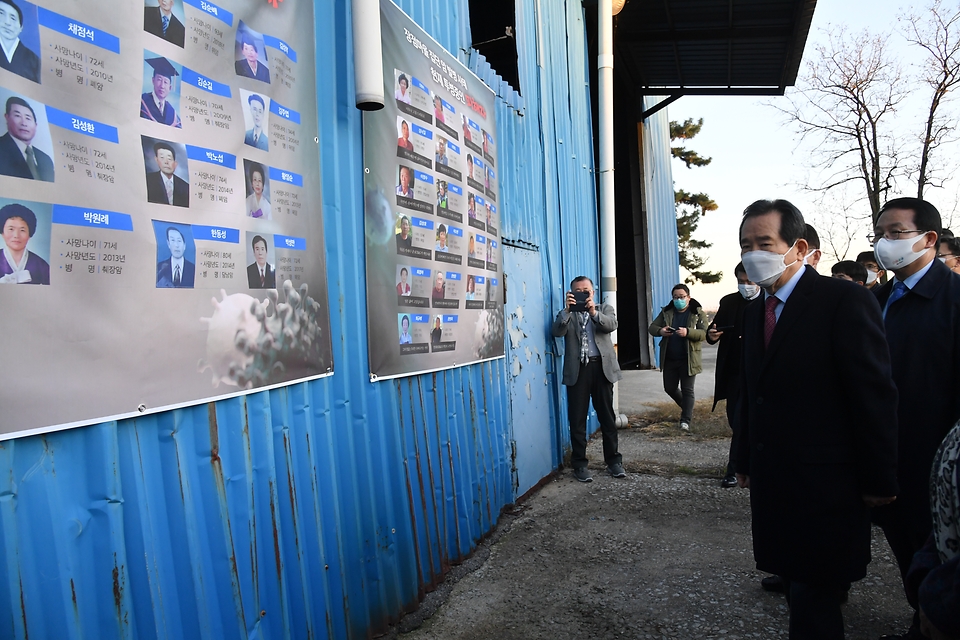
[
  {"left": 352, "top": 0, "right": 385, "bottom": 110},
  {"left": 598, "top": 0, "right": 616, "bottom": 321},
  {"left": 599, "top": 0, "right": 626, "bottom": 421}
]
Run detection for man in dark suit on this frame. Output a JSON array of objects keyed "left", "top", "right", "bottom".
[
  {"left": 869, "top": 197, "right": 960, "bottom": 640},
  {"left": 156, "top": 226, "right": 194, "bottom": 288},
  {"left": 246, "top": 235, "right": 276, "bottom": 289},
  {"left": 551, "top": 276, "right": 625, "bottom": 482},
  {"left": 706, "top": 261, "right": 760, "bottom": 488},
  {"left": 145, "top": 142, "right": 189, "bottom": 207},
  {"left": 143, "top": 0, "right": 185, "bottom": 48},
  {"left": 140, "top": 57, "right": 181, "bottom": 128},
  {"left": 235, "top": 35, "right": 270, "bottom": 83},
  {"left": 735, "top": 199, "right": 899, "bottom": 640},
  {"left": 0, "top": 0, "right": 39, "bottom": 83},
  {"left": 0, "top": 96, "right": 52, "bottom": 181},
  {"left": 243, "top": 93, "right": 269, "bottom": 151}
]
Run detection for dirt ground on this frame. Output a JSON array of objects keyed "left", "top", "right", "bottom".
[{"left": 388, "top": 428, "right": 915, "bottom": 640}]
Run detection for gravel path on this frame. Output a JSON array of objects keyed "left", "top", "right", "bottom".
[{"left": 390, "top": 429, "right": 914, "bottom": 640}]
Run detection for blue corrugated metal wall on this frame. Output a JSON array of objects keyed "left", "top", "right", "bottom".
[
  {"left": 0, "top": 1, "right": 608, "bottom": 639},
  {"left": 642, "top": 96, "right": 681, "bottom": 365}
]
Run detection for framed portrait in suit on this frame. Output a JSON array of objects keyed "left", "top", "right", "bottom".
[
  {"left": 151, "top": 219, "right": 196, "bottom": 289},
  {"left": 141, "top": 135, "right": 190, "bottom": 208},
  {"left": 0, "top": 87, "right": 53, "bottom": 182}
]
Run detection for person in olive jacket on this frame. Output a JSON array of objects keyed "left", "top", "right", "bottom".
[{"left": 647, "top": 283, "right": 709, "bottom": 430}]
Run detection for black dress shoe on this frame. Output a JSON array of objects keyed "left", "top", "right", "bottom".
[
  {"left": 720, "top": 475, "right": 738, "bottom": 488},
  {"left": 761, "top": 574, "right": 787, "bottom": 593}
]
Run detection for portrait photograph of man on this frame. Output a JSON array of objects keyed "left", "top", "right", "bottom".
[
  {"left": 0, "top": 92, "right": 52, "bottom": 182},
  {"left": 241, "top": 90, "right": 270, "bottom": 151},
  {"left": 246, "top": 233, "right": 276, "bottom": 289},
  {"left": 143, "top": 0, "right": 185, "bottom": 48},
  {"left": 142, "top": 136, "right": 189, "bottom": 207},
  {"left": 235, "top": 23, "right": 270, "bottom": 84},
  {"left": 154, "top": 222, "right": 195, "bottom": 288},
  {"left": 0, "top": 0, "right": 39, "bottom": 83},
  {"left": 396, "top": 164, "right": 414, "bottom": 198},
  {"left": 140, "top": 55, "right": 182, "bottom": 128}
]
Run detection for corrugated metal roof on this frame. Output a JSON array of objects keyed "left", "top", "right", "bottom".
[{"left": 614, "top": 0, "right": 818, "bottom": 95}]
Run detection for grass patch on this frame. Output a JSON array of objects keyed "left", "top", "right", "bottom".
[{"left": 627, "top": 398, "right": 733, "bottom": 441}]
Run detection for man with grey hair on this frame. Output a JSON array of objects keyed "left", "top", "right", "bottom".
[{"left": 552, "top": 276, "right": 624, "bottom": 482}]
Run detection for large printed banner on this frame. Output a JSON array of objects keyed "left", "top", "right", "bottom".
[
  {"left": 0, "top": 0, "right": 331, "bottom": 438},
  {"left": 364, "top": 0, "right": 505, "bottom": 380}
]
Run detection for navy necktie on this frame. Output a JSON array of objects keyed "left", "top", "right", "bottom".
[{"left": 883, "top": 281, "right": 908, "bottom": 320}]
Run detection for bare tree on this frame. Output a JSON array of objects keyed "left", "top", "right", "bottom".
[
  {"left": 900, "top": 0, "right": 960, "bottom": 199},
  {"left": 808, "top": 187, "right": 873, "bottom": 262},
  {"left": 772, "top": 26, "right": 908, "bottom": 225}
]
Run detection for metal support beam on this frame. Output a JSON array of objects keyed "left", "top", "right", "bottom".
[{"left": 639, "top": 94, "right": 681, "bottom": 121}]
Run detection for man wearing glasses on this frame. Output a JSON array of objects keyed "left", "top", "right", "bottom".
[
  {"left": 870, "top": 197, "right": 960, "bottom": 640},
  {"left": 937, "top": 236, "right": 960, "bottom": 275}
]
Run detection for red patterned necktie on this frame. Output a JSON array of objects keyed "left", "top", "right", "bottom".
[{"left": 764, "top": 296, "right": 778, "bottom": 349}]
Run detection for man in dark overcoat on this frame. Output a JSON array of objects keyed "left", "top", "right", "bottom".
[
  {"left": 870, "top": 196, "right": 960, "bottom": 640},
  {"left": 735, "top": 199, "right": 899, "bottom": 640}
]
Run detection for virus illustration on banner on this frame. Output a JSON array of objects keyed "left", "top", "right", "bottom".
[{"left": 199, "top": 280, "right": 326, "bottom": 388}]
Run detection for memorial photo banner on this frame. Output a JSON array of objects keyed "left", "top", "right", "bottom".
[
  {"left": 0, "top": 0, "right": 331, "bottom": 438},
  {"left": 364, "top": 0, "right": 504, "bottom": 380}
]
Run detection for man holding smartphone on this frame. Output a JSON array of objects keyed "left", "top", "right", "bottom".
[{"left": 552, "top": 276, "right": 624, "bottom": 482}]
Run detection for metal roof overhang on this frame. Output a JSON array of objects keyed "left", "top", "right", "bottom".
[{"left": 608, "top": 0, "right": 818, "bottom": 118}]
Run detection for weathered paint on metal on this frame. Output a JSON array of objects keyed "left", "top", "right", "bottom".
[
  {"left": 0, "top": 1, "right": 670, "bottom": 639},
  {"left": 641, "top": 95, "right": 681, "bottom": 365}
]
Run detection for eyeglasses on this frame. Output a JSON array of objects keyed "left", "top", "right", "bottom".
[
  {"left": 866, "top": 230, "right": 926, "bottom": 243},
  {"left": 938, "top": 253, "right": 959, "bottom": 260}
]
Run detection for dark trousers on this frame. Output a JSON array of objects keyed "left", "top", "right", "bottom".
[
  {"left": 724, "top": 385, "right": 740, "bottom": 477},
  {"left": 875, "top": 500, "right": 929, "bottom": 634},
  {"left": 567, "top": 359, "right": 620, "bottom": 469},
  {"left": 784, "top": 579, "right": 845, "bottom": 640},
  {"left": 661, "top": 357, "right": 695, "bottom": 423}
]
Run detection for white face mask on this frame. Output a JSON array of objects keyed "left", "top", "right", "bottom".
[
  {"left": 874, "top": 233, "right": 931, "bottom": 271},
  {"left": 738, "top": 283, "right": 761, "bottom": 300},
  {"left": 865, "top": 269, "right": 879, "bottom": 284},
  {"left": 741, "top": 241, "right": 799, "bottom": 288},
  {"left": 802, "top": 248, "right": 819, "bottom": 265}
]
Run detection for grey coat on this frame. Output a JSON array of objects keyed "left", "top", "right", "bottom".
[{"left": 551, "top": 303, "right": 622, "bottom": 386}]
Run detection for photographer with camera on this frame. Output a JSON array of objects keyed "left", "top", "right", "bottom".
[
  {"left": 648, "top": 284, "right": 709, "bottom": 431},
  {"left": 551, "top": 276, "right": 625, "bottom": 482}
]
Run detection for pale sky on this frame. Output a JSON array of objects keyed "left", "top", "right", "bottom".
[{"left": 666, "top": 0, "right": 960, "bottom": 309}]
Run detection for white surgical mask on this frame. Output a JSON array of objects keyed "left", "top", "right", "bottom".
[
  {"left": 738, "top": 283, "right": 761, "bottom": 300},
  {"left": 874, "top": 233, "right": 931, "bottom": 271},
  {"left": 866, "top": 269, "right": 879, "bottom": 284},
  {"left": 939, "top": 257, "right": 947, "bottom": 264},
  {"left": 741, "top": 241, "right": 799, "bottom": 288},
  {"left": 802, "top": 248, "right": 819, "bottom": 265}
]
